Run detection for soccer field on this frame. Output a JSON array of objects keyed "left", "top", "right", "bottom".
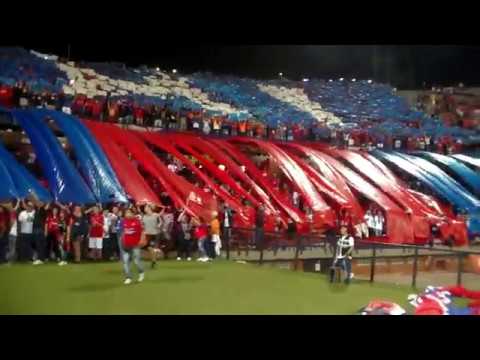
[{"left": 0, "top": 260, "right": 415, "bottom": 315}]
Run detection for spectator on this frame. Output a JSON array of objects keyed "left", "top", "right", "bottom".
[
  {"left": 292, "top": 190, "right": 300, "bottom": 208},
  {"left": 176, "top": 210, "right": 193, "bottom": 261},
  {"left": 254, "top": 204, "right": 265, "bottom": 250},
  {"left": 19, "top": 86, "right": 30, "bottom": 108},
  {"left": 115, "top": 209, "right": 125, "bottom": 257},
  {"left": 102, "top": 209, "right": 111, "bottom": 260},
  {"left": 57, "top": 209, "right": 69, "bottom": 265},
  {"left": 330, "top": 225, "right": 354, "bottom": 284},
  {"left": 6, "top": 201, "right": 20, "bottom": 263},
  {"left": 86, "top": 205, "right": 104, "bottom": 260},
  {"left": 12, "top": 82, "right": 22, "bottom": 107},
  {"left": 221, "top": 203, "right": 234, "bottom": 252},
  {"left": 17, "top": 201, "right": 36, "bottom": 263},
  {"left": 192, "top": 116, "right": 201, "bottom": 132},
  {"left": 194, "top": 217, "right": 210, "bottom": 262},
  {"left": 179, "top": 112, "right": 187, "bottom": 131},
  {"left": 120, "top": 208, "right": 145, "bottom": 285},
  {"left": 364, "top": 209, "right": 375, "bottom": 238},
  {"left": 68, "top": 206, "right": 89, "bottom": 263},
  {"left": 0, "top": 206, "right": 7, "bottom": 263},
  {"left": 286, "top": 218, "right": 297, "bottom": 244},
  {"left": 203, "top": 118, "right": 211, "bottom": 135},
  {"left": 210, "top": 211, "right": 222, "bottom": 258},
  {"left": 159, "top": 206, "right": 174, "bottom": 259},
  {"left": 154, "top": 110, "right": 163, "bottom": 129},
  {"left": 45, "top": 207, "right": 61, "bottom": 262},
  {"left": 106, "top": 206, "right": 120, "bottom": 261},
  {"left": 142, "top": 204, "right": 162, "bottom": 268},
  {"left": 212, "top": 117, "right": 222, "bottom": 136},
  {"left": 169, "top": 111, "right": 177, "bottom": 130},
  {"left": 32, "top": 201, "right": 48, "bottom": 264},
  {"left": 374, "top": 210, "right": 385, "bottom": 236}
]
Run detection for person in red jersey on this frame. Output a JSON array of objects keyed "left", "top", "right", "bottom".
[
  {"left": 45, "top": 207, "right": 60, "bottom": 262},
  {"left": 120, "top": 208, "right": 146, "bottom": 285},
  {"left": 87, "top": 206, "right": 104, "bottom": 260}
]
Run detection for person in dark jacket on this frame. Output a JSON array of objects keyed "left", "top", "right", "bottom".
[
  {"left": 254, "top": 204, "right": 265, "bottom": 250},
  {"left": 68, "top": 206, "right": 89, "bottom": 263},
  {"left": 32, "top": 201, "right": 49, "bottom": 264},
  {"left": 222, "top": 203, "right": 235, "bottom": 252}
]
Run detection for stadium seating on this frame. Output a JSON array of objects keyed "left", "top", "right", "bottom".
[{"left": 1, "top": 46, "right": 479, "bottom": 148}]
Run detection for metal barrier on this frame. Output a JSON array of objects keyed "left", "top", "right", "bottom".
[
  {"left": 226, "top": 228, "right": 480, "bottom": 289},
  {"left": 356, "top": 240, "right": 480, "bottom": 288}
]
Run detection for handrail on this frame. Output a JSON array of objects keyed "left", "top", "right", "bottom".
[{"left": 356, "top": 239, "right": 480, "bottom": 255}]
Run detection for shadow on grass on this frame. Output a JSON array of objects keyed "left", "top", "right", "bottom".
[
  {"left": 68, "top": 283, "right": 125, "bottom": 293},
  {"left": 102, "top": 268, "right": 123, "bottom": 276},
  {"left": 151, "top": 275, "right": 205, "bottom": 283},
  {"left": 158, "top": 264, "right": 210, "bottom": 271}
]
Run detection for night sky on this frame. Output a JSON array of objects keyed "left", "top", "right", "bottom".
[{"left": 22, "top": 45, "right": 480, "bottom": 89}]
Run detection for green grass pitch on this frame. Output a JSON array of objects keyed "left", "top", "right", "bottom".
[{"left": 0, "top": 260, "right": 415, "bottom": 315}]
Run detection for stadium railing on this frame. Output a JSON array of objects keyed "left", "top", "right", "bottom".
[{"left": 227, "top": 228, "right": 480, "bottom": 289}]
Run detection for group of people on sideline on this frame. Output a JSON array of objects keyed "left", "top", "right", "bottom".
[{"left": 0, "top": 197, "right": 241, "bottom": 282}]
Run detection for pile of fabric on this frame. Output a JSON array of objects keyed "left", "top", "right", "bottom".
[{"left": 359, "top": 285, "right": 480, "bottom": 315}]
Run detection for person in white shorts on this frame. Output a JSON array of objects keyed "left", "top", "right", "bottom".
[{"left": 86, "top": 205, "right": 105, "bottom": 260}]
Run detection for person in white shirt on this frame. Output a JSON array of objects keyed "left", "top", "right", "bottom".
[
  {"left": 18, "top": 201, "right": 36, "bottom": 262},
  {"left": 330, "top": 225, "right": 354, "bottom": 284},
  {"left": 160, "top": 207, "right": 174, "bottom": 259},
  {"left": 364, "top": 209, "right": 375, "bottom": 237},
  {"left": 203, "top": 120, "right": 211, "bottom": 135},
  {"left": 107, "top": 206, "right": 120, "bottom": 261},
  {"left": 6, "top": 201, "right": 20, "bottom": 263},
  {"left": 292, "top": 191, "right": 300, "bottom": 208},
  {"left": 374, "top": 210, "right": 385, "bottom": 236}
]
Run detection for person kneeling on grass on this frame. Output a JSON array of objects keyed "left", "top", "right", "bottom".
[{"left": 120, "top": 208, "right": 146, "bottom": 285}]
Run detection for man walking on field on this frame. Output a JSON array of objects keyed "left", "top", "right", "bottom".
[{"left": 120, "top": 208, "right": 146, "bottom": 285}]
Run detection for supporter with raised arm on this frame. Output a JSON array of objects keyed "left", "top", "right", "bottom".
[
  {"left": 86, "top": 205, "right": 104, "bottom": 260},
  {"left": 17, "top": 201, "right": 36, "bottom": 263},
  {"left": 142, "top": 204, "right": 162, "bottom": 268},
  {"left": 176, "top": 209, "right": 193, "bottom": 261},
  {"left": 6, "top": 200, "right": 20, "bottom": 263},
  {"left": 32, "top": 200, "right": 49, "bottom": 265}
]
